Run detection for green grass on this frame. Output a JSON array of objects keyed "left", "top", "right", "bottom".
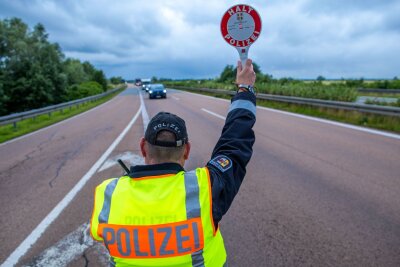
[
  {"left": 256, "top": 83, "right": 358, "bottom": 102},
  {"left": 175, "top": 88, "right": 400, "bottom": 133},
  {"left": 0, "top": 87, "right": 126, "bottom": 143}
]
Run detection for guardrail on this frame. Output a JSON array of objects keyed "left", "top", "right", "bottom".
[
  {"left": 170, "top": 86, "right": 400, "bottom": 117},
  {"left": 358, "top": 88, "right": 400, "bottom": 94},
  {"left": 0, "top": 87, "right": 124, "bottom": 127}
]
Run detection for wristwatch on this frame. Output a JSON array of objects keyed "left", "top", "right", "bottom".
[{"left": 237, "top": 84, "right": 255, "bottom": 94}]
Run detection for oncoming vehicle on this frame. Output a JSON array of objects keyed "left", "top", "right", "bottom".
[
  {"left": 135, "top": 78, "right": 142, "bottom": 86},
  {"left": 141, "top": 78, "right": 151, "bottom": 91},
  {"left": 148, "top": 84, "right": 167, "bottom": 99}
]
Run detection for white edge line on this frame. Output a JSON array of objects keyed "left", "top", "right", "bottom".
[
  {"left": 0, "top": 90, "right": 123, "bottom": 147},
  {"left": 167, "top": 88, "right": 230, "bottom": 103},
  {"left": 172, "top": 88, "right": 400, "bottom": 140},
  {"left": 201, "top": 108, "right": 226, "bottom": 120},
  {"left": 1, "top": 107, "right": 142, "bottom": 267}
]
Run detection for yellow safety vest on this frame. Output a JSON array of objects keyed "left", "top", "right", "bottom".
[{"left": 90, "top": 167, "right": 227, "bottom": 267}]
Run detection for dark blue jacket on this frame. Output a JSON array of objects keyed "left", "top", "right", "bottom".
[
  {"left": 207, "top": 91, "right": 256, "bottom": 227},
  {"left": 130, "top": 91, "right": 256, "bottom": 228}
]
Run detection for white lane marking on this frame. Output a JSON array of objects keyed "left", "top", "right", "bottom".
[
  {"left": 167, "top": 88, "right": 230, "bottom": 103},
  {"left": 0, "top": 94, "right": 119, "bottom": 147},
  {"left": 22, "top": 223, "right": 108, "bottom": 267},
  {"left": 173, "top": 89, "right": 400, "bottom": 140},
  {"left": 201, "top": 108, "right": 226, "bottom": 120},
  {"left": 1, "top": 107, "right": 142, "bottom": 267},
  {"left": 172, "top": 96, "right": 180, "bottom": 101},
  {"left": 98, "top": 152, "right": 144, "bottom": 172},
  {"left": 139, "top": 90, "right": 149, "bottom": 133}
]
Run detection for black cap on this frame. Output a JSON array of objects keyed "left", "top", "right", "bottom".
[{"left": 145, "top": 112, "right": 188, "bottom": 147}]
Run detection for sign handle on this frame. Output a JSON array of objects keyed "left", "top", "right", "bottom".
[{"left": 236, "top": 46, "right": 249, "bottom": 66}]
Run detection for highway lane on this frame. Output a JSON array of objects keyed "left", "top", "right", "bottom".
[
  {"left": 0, "top": 87, "right": 141, "bottom": 265},
  {"left": 142, "top": 89, "right": 400, "bottom": 266},
  {"left": 1, "top": 86, "right": 400, "bottom": 266}
]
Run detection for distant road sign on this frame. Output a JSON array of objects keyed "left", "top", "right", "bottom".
[{"left": 220, "top": 4, "right": 262, "bottom": 64}]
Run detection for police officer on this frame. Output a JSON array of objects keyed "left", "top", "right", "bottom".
[{"left": 90, "top": 59, "right": 256, "bottom": 266}]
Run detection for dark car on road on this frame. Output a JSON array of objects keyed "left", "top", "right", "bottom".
[{"left": 148, "top": 84, "right": 167, "bottom": 99}]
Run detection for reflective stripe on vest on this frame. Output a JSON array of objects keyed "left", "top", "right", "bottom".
[
  {"left": 98, "top": 178, "right": 119, "bottom": 223},
  {"left": 185, "top": 170, "right": 205, "bottom": 267},
  {"left": 97, "top": 171, "right": 205, "bottom": 266}
]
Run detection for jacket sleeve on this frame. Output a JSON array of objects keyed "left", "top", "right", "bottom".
[{"left": 206, "top": 91, "right": 256, "bottom": 227}]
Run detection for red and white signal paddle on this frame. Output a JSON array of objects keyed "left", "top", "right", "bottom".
[{"left": 220, "top": 4, "right": 262, "bottom": 65}]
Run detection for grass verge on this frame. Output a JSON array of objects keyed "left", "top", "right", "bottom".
[
  {"left": 0, "top": 87, "right": 126, "bottom": 144},
  {"left": 177, "top": 88, "right": 400, "bottom": 134}
]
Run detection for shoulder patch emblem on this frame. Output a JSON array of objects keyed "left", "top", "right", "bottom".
[{"left": 209, "top": 155, "right": 232, "bottom": 172}]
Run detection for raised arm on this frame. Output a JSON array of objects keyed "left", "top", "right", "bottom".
[{"left": 206, "top": 59, "right": 257, "bottom": 227}]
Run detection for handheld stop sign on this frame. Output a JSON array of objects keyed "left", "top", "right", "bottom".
[{"left": 220, "top": 4, "right": 262, "bottom": 65}]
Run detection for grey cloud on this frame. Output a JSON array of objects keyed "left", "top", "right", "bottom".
[
  {"left": 302, "top": 0, "right": 399, "bottom": 14},
  {"left": 1, "top": 0, "right": 399, "bottom": 79},
  {"left": 1, "top": 0, "right": 169, "bottom": 54},
  {"left": 381, "top": 5, "right": 400, "bottom": 33}
]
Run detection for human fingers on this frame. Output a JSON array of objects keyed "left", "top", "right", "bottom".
[
  {"left": 245, "top": 58, "right": 252, "bottom": 69},
  {"left": 237, "top": 60, "right": 243, "bottom": 73},
  {"left": 249, "top": 63, "right": 254, "bottom": 72}
]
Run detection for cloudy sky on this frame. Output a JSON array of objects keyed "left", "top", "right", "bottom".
[{"left": 1, "top": 0, "right": 399, "bottom": 79}]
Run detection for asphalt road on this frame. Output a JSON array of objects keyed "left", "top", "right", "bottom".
[{"left": 0, "top": 85, "right": 399, "bottom": 266}]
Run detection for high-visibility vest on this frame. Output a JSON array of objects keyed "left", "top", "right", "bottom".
[{"left": 90, "top": 167, "right": 227, "bottom": 267}]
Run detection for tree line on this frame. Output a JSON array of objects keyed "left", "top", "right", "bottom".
[{"left": 0, "top": 18, "right": 115, "bottom": 116}]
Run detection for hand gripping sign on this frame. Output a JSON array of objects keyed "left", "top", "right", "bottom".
[{"left": 220, "top": 4, "right": 262, "bottom": 65}]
